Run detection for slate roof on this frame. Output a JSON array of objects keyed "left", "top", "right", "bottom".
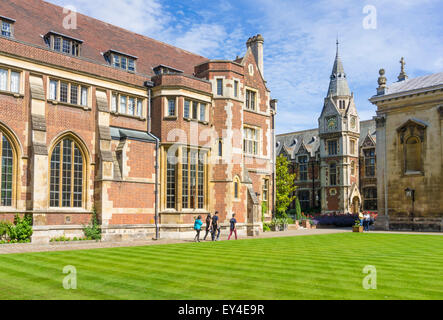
[
  {"left": 0, "top": 0, "right": 208, "bottom": 77},
  {"left": 375, "top": 72, "right": 443, "bottom": 97},
  {"left": 276, "top": 119, "right": 376, "bottom": 159}
]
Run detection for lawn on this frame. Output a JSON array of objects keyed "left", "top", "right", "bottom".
[{"left": 0, "top": 233, "right": 442, "bottom": 300}]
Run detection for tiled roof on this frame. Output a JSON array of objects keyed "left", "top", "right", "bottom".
[
  {"left": 383, "top": 72, "right": 443, "bottom": 96},
  {"left": 277, "top": 119, "right": 377, "bottom": 158},
  {"left": 0, "top": 0, "right": 208, "bottom": 77}
]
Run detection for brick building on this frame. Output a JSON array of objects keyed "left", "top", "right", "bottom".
[
  {"left": 277, "top": 43, "right": 377, "bottom": 214},
  {"left": 0, "top": 0, "right": 276, "bottom": 242}
]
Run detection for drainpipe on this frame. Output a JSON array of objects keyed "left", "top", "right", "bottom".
[{"left": 145, "top": 81, "right": 160, "bottom": 240}]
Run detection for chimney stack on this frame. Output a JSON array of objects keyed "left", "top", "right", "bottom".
[{"left": 246, "top": 34, "right": 264, "bottom": 77}]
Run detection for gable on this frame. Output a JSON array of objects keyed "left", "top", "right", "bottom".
[{"left": 362, "top": 134, "right": 375, "bottom": 148}]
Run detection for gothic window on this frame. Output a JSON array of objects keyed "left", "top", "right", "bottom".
[
  {"left": 0, "top": 132, "right": 14, "bottom": 207},
  {"left": 405, "top": 136, "right": 421, "bottom": 173},
  {"left": 50, "top": 137, "right": 85, "bottom": 208},
  {"left": 363, "top": 187, "right": 377, "bottom": 211},
  {"left": 329, "top": 163, "right": 337, "bottom": 186},
  {"left": 298, "top": 155, "right": 308, "bottom": 181},
  {"left": 234, "top": 177, "right": 240, "bottom": 199},
  {"left": 364, "top": 148, "right": 375, "bottom": 177}
]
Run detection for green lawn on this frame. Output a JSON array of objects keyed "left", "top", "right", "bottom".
[{"left": 0, "top": 233, "right": 442, "bottom": 300}]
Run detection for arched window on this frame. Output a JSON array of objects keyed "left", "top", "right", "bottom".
[
  {"left": 50, "top": 137, "right": 85, "bottom": 208},
  {"left": 405, "top": 136, "right": 421, "bottom": 172},
  {"left": 329, "top": 163, "right": 337, "bottom": 186},
  {"left": 0, "top": 133, "right": 14, "bottom": 206}
]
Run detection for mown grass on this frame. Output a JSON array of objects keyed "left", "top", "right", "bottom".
[{"left": 0, "top": 233, "right": 442, "bottom": 300}]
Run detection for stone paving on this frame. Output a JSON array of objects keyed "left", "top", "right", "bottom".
[{"left": 0, "top": 228, "right": 441, "bottom": 255}]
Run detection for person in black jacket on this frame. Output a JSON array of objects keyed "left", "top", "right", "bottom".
[
  {"left": 203, "top": 213, "right": 212, "bottom": 240},
  {"left": 211, "top": 211, "right": 220, "bottom": 241}
]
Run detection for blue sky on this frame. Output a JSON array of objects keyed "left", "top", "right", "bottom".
[{"left": 47, "top": 0, "right": 443, "bottom": 134}]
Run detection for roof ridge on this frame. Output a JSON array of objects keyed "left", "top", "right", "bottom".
[{"left": 41, "top": 0, "right": 208, "bottom": 60}]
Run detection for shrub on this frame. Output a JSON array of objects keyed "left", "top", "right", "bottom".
[
  {"left": 263, "top": 223, "right": 271, "bottom": 232},
  {"left": 0, "top": 221, "right": 12, "bottom": 241},
  {"left": 7, "top": 214, "right": 33, "bottom": 242},
  {"left": 83, "top": 207, "right": 101, "bottom": 241}
]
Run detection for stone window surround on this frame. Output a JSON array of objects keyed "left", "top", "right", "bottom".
[
  {"left": 110, "top": 91, "right": 145, "bottom": 120},
  {"left": 47, "top": 77, "right": 91, "bottom": 110},
  {"left": 0, "top": 65, "right": 24, "bottom": 96}
]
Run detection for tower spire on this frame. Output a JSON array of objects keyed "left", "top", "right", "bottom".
[{"left": 327, "top": 40, "right": 350, "bottom": 98}]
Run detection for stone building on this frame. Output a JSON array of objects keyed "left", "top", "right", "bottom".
[
  {"left": 0, "top": 0, "right": 276, "bottom": 242},
  {"left": 369, "top": 59, "right": 443, "bottom": 231},
  {"left": 277, "top": 43, "right": 377, "bottom": 214}
]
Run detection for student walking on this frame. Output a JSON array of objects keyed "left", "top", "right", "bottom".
[
  {"left": 211, "top": 211, "right": 220, "bottom": 241},
  {"left": 363, "top": 212, "right": 370, "bottom": 232},
  {"left": 228, "top": 213, "right": 238, "bottom": 240},
  {"left": 194, "top": 215, "right": 203, "bottom": 242},
  {"left": 203, "top": 213, "right": 212, "bottom": 240}
]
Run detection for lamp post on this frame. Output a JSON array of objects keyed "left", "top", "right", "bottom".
[{"left": 405, "top": 188, "right": 415, "bottom": 230}]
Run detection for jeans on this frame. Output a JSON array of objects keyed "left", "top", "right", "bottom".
[
  {"left": 212, "top": 227, "right": 220, "bottom": 241},
  {"left": 228, "top": 228, "right": 237, "bottom": 240},
  {"left": 194, "top": 229, "right": 201, "bottom": 242},
  {"left": 203, "top": 228, "right": 212, "bottom": 240}
]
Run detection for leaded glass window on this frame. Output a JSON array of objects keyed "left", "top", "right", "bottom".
[
  {"left": 1, "top": 135, "right": 13, "bottom": 206},
  {"left": 50, "top": 138, "right": 84, "bottom": 208}
]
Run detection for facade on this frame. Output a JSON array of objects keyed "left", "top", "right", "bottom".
[
  {"left": 277, "top": 43, "right": 378, "bottom": 214},
  {"left": 369, "top": 61, "right": 443, "bottom": 231},
  {"left": 0, "top": 0, "right": 276, "bottom": 242}
]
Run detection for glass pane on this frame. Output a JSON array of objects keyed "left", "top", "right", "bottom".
[
  {"left": 182, "top": 149, "right": 188, "bottom": 209},
  {"left": 49, "top": 80, "right": 58, "bottom": 100},
  {"left": 62, "top": 139, "right": 72, "bottom": 207},
  {"left": 137, "top": 100, "right": 142, "bottom": 116},
  {"left": 111, "top": 94, "right": 117, "bottom": 112},
  {"left": 166, "top": 150, "right": 176, "bottom": 209},
  {"left": 128, "top": 97, "right": 135, "bottom": 115},
  {"left": 54, "top": 37, "right": 61, "bottom": 51},
  {"left": 73, "top": 145, "right": 83, "bottom": 208},
  {"left": 10, "top": 72, "right": 20, "bottom": 93},
  {"left": 120, "top": 96, "right": 127, "bottom": 114},
  {"left": 60, "top": 82, "right": 68, "bottom": 103},
  {"left": 50, "top": 144, "right": 61, "bottom": 207},
  {"left": 200, "top": 104, "right": 206, "bottom": 121},
  {"left": 184, "top": 100, "right": 190, "bottom": 119},
  {"left": 70, "top": 84, "right": 78, "bottom": 105},
  {"left": 198, "top": 153, "right": 204, "bottom": 209},
  {"left": 81, "top": 87, "right": 88, "bottom": 106},
  {"left": 1, "top": 136, "right": 13, "bottom": 206},
  {"left": 0, "top": 69, "right": 7, "bottom": 91}
]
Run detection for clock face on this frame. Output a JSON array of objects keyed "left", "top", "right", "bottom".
[{"left": 327, "top": 117, "right": 337, "bottom": 129}]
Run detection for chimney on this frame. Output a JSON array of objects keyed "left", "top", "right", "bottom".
[{"left": 246, "top": 34, "right": 264, "bottom": 77}]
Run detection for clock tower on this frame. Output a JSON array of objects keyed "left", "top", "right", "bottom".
[{"left": 318, "top": 41, "right": 361, "bottom": 214}]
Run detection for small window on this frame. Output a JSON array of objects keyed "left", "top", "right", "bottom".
[
  {"left": 70, "top": 84, "right": 78, "bottom": 105},
  {"left": 298, "top": 156, "right": 308, "bottom": 181},
  {"left": 62, "top": 38, "right": 71, "bottom": 54},
  {"left": 216, "top": 79, "right": 223, "bottom": 96},
  {"left": 364, "top": 148, "right": 376, "bottom": 177},
  {"left": 120, "top": 96, "right": 127, "bottom": 114},
  {"left": 111, "top": 94, "right": 118, "bottom": 112},
  {"left": 234, "top": 180, "right": 239, "bottom": 199},
  {"left": 113, "top": 55, "right": 120, "bottom": 68},
  {"left": 351, "top": 161, "right": 355, "bottom": 176},
  {"left": 350, "top": 140, "right": 356, "bottom": 155},
  {"left": 45, "top": 33, "right": 81, "bottom": 57},
  {"left": 234, "top": 81, "right": 239, "bottom": 98},
  {"left": 329, "top": 163, "right": 337, "bottom": 186},
  {"left": 59, "top": 82, "right": 68, "bottom": 103},
  {"left": 184, "top": 100, "right": 190, "bottom": 119},
  {"left": 199, "top": 103, "right": 206, "bottom": 122},
  {"left": 167, "top": 98, "right": 176, "bottom": 117},
  {"left": 246, "top": 90, "right": 256, "bottom": 110},
  {"left": 108, "top": 52, "right": 137, "bottom": 72},
  {"left": 128, "top": 97, "right": 135, "bottom": 115},
  {"left": 128, "top": 59, "right": 135, "bottom": 72},
  {"left": 243, "top": 127, "right": 259, "bottom": 156},
  {"left": 1, "top": 21, "right": 12, "bottom": 38},
  {"left": 192, "top": 101, "right": 198, "bottom": 120},
  {"left": 218, "top": 139, "right": 223, "bottom": 157},
  {"left": 328, "top": 140, "right": 338, "bottom": 155},
  {"left": 49, "top": 80, "right": 58, "bottom": 100},
  {"left": 80, "top": 87, "right": 88, "bottom": 106},
  {"left": 10, "top": 71, "right": 20, "bottom": 93},
  {"left": 137, "top": 100, "right": 142, "bottom": 117},
  {"left": 0, "top": 69, "right": 7, "bottom": 91},
  {"left": 0, "top": 68, "right": 21, "bottom": 93}
]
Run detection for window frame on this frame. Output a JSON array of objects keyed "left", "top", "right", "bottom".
[
  {"left": 111, "top": 92, "right": 144, "bottom": 117},
  {"left": 245, "top": 89, "right": 257, "bottom": 111},
  {"left": 363, "top": 148, "right": 376, "bottom": 177},
  {"left": 49, "top": 136, "right": 86, "bottom": 209},
  {"left": 48, "top": 78, "right": 89, "bottom": 107},
  {"left": 329, "top": 163, "right": 337, "bottom": 186},
  {"left": 298, "top": 155, "right": 308, "bottom": 181},
  {"left": 1, "top": 21, "right": 12, "bottom": 38},
  {"left": 328, "top": 139, "right": 338, "bottom": 156},
  {"left": 243, "top": 126, "right": 260, "bottom": 156},
  {"left": 0, "top": 131, "right": 16, "bottom": 207},
  {"left": 0, "top": 67, "right": 22, "bottom": 94},
  {"left": 216, "top": 79, "right": 223, "bottom": 96}
]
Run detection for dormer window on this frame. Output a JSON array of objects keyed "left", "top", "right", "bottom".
[
  {"left": 44, "top": 31, "right": 82, "bottom": 57},
  {"left": 104, "top": 50, "right": 137, "bottom": 72},
  {"left": 153, "top": 65, "right": 183, "bottom": 75},
  {"left": 0, "top": 16, "right": 15, "bottom": 38}
]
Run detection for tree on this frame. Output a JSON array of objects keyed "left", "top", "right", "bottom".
[{"left": 275, "top": 154, "right": 297, "bottom": 218}]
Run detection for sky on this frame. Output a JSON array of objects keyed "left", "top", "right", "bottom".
[{"left": 47, "top": 0, "right": 443, "bottom": 134}]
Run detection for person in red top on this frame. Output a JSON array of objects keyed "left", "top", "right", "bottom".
[{"left": 228, "top": 213, "right": 238, "bottom": 240}]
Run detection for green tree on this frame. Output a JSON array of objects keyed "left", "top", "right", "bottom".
[
  {"left": 275, "top": 154, "right": 297, "bottom": 218},
  {"left": 295, "top": 197, "right": 302, "bottom": 220}
]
